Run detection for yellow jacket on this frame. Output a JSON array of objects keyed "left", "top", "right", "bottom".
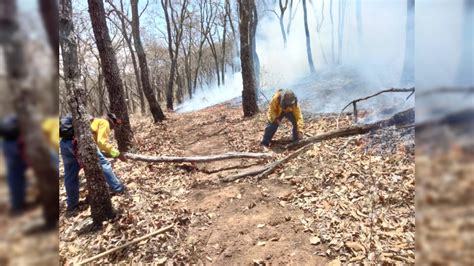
[
  {"left": 90, "top": 118, "right": 119, "bottom": 156},
  {"left": 267, "top": 90, "right": 304, "bottom": 132},
  {"left": 41, "top": 117, "right": 59, "bottom": 152}
]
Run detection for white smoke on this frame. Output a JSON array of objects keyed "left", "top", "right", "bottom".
[
  {"left": 176, "top": 72, "right": 243, "bottom": 112},
  {"left": 178, "top": 0, "right": 415, "bottom": 116}
]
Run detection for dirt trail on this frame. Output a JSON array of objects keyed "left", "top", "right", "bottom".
[
  {"left": 169, "top": 108, "right": 328, "bottom": 264},
  {"left": 60, "top": 104, "right": 414, "bottom": 265}
]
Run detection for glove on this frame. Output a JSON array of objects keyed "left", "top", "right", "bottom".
[
  {"left": 298, "top": 132, "right": 304, "bottom": 140},
  {"left": 110, "top": 149, "right": 120, "bottom": 158}
]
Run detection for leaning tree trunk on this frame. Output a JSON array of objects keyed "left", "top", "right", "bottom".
[
  {"left": 400, "top": 0, "right": 414, "bottom": 86},
  {"left": 1, "top": 0, "right": 59, "bottom": 227},
  {"left": 239, "top": 0, "right": 259, "bottom": 117},
  {"left": 87, "top": 0, "right": 133, "bottom": 151},
  {"left": 39, "top": 0, "right": 60, "bottom": 115},
  {"left": 302, "top": 0, "right": 316, "bottom": 73},
  {"left": 60, "top": 0, "right": 115, "bottom": 224},
  {"left": 131, "top": 0, "right": 165, "bottom": 122}
]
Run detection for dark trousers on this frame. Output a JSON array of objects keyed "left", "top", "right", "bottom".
[{"left": 261, "top": 112, "right": 298, "bottom": 146}]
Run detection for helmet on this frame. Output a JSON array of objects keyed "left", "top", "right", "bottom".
[{"left": 280, "top": 89, "right": 296, "bottom": 108}]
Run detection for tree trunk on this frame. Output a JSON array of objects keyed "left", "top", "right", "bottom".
[
  {"left": 207, "top": 32, "right": 221, "bottom": 86},
  {"left": 400, "top": 0, "right": 415, "bottom": 86},
  {"left": 456, "top": 0, "right": 473, "bottom": 86},
  {"left": 302, "top": 0, "right": 316, "bottom": 73},
  {"left": 1, "top": 0, "right": 59, "bottom": 228},
  {"left": 279, "top": 0, "right": 288, "bottom": 48},
  {"left": 250, "top": 0, "right": 260, "bottom": 90},
  {"left": 221, "top": 13, "right": 227, "bottom": 85},
  {"left": 60, "top": 0, "right": 115, "bottom": 224},
  {"left": 87, "top": 0, "right": 134, "bottom": 151},
  {"left": 356, "top": 0, "right": 362, "bottom": 43},
  {"left": 337, "top": 0, "right": 347, "bottom": 65},
  {"left": 39, "top": 0, "right": 59, "bottom": 61},
  {"left": 131, "top": 0, "right": 165, "bottom": 122},
  {"left": 116, "top": 0, "right": 145, "bottom": 115},
  {"left": 239, "top": 0, "right": 259, "bottom": 117},
  {"left": 330, "top": 0, "right": 335, "bottom": 64}
]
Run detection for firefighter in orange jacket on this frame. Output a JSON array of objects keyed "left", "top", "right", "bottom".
[{"left": 261, "top": 89, "right": 304, "bottom": 147}]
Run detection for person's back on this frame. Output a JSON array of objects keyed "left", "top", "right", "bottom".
[{"left": 59, "top": 113, "right": 125, "bottom": 213}]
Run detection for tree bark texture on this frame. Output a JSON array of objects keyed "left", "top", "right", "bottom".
[
  {"left": 87, "top": 0, "right": 134, "bottom": 151},
  {"left": 60, "top": 0, "right": 115, "bottom": 224},
  {"left": 239, "top": 0, "right": 259, "bottom": 117},
  {"left": 124, "top": 151, "right": 272, "bottom": 163},
  {"left": 1, "top": 0, "right": 59, "bottom": 227}
]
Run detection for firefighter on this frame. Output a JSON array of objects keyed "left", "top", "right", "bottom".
[
  {"left": 0, "top": 114, "right": 59, "bottom": 215},
  {"left": 261, "top": 89, "right": 304, "bottom": 147},
  {"left": 60, "top": 113, "right": 126, "bottom": 213}
]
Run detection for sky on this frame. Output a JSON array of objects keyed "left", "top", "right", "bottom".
[{"left": 19, "top": 0, "right": 38, "bottom": 12}]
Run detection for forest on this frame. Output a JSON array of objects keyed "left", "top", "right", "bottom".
[{"left": 0, "top": 0, "right": 472, "bottom": 265}]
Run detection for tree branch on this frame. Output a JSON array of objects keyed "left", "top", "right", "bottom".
[{"left": 123, "top": 152, "right": 273, "bottom": 163}]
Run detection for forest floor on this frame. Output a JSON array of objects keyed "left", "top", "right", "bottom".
[{"left": 58, "top": 102, "right": 416, "bottom": 265}]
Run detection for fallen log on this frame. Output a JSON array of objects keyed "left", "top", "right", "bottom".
[
  {"left": 77, "top": 224, "right": 174, "bottom": 265},
  {"left": 222, "top": 108, "right": 414, "bottom": 182},
  {"left": 123, "top": 151, "right": 273, "bottom": 163},
  {"left": 289, "top": 108, "right": 414, "bottom": 149},
  {"left": 222, "top": 144, "right": 315, "bottom": 183}
]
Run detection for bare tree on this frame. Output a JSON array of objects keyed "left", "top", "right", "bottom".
[
  {"left": 1, "top": 0, "right": 59, "bottom": 227},
  {"left": 131, "top": 0, "right": 165, "bottom": 122},
  {"left": 286, "top": 0, "right": 300, "bottom": 36},
  {"left": 337, "top": 0, "right": 347, "bottom": 64},
  {"left": 400, "top": 0, "right": 414, "bottom": 85},
  {"left": 162, "top": 0, "right": 188, "bottom": 110},
  {"left": 302, "top": 0, "right": 315, "bottom": 73},
  {"left": 330, "top": 0, "right": 335, "bottom": 63},
  {"left": 238, "top": 0, "right": 259, "bottom": 117},
  {"left": 356, "top": 0, "right": 362, "bottom": 41},
  {"left": 87, "top": 0, "right": 134, "bottom": 151},
  {"left": 59, "top": 0, "right": 115, "bottom": 223},
  {"left": 106, "top": 0, "right": 146, "bottom": 115},
  {"left": 193, "top": 0, "right": 215, "bottom": 92}
]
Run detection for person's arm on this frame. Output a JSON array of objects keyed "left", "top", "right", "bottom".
[
  {"left": 267, "top": 94, "right": 280, "bottom": 123},
  {"left": 293, "top": 104, "right": 304, "bottom": 133},
  {"left": 95, "top": 120, "right": 118, "bottom": 157}
]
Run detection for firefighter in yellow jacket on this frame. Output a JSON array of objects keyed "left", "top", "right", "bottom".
[
  {"left": 261, "top": 89, "right": 304, "bottom": 147},
  {"left": 0, "top": 115, "right": 59, "bottom": 214}
]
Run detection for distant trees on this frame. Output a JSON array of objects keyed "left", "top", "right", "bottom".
[
  {"left": 456, "top": 0, "right": 473, "bottom": 85},
  {"left": 239, "top": 0, "right": 259, "bottom": 117},
  {"left": 60, "top": 0, "right": 115, "bottom": 224},
  {"left": 400, "top": 0, "right": 414, "bottom": 85},
  {"left": 337, "top": 0, "right": 347, "bottom": 64},
  {"left": 302, "top": 0, "right": 315, "bottom": 73},
  {"left": 87, "top": 0, "right": 134, "bottom": 151},
  {"left": 130, "top": 0, "right": 166, "bottom": 122},
  {"left": 162, "top": 0, "right": 188, "bottom": 111}
]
